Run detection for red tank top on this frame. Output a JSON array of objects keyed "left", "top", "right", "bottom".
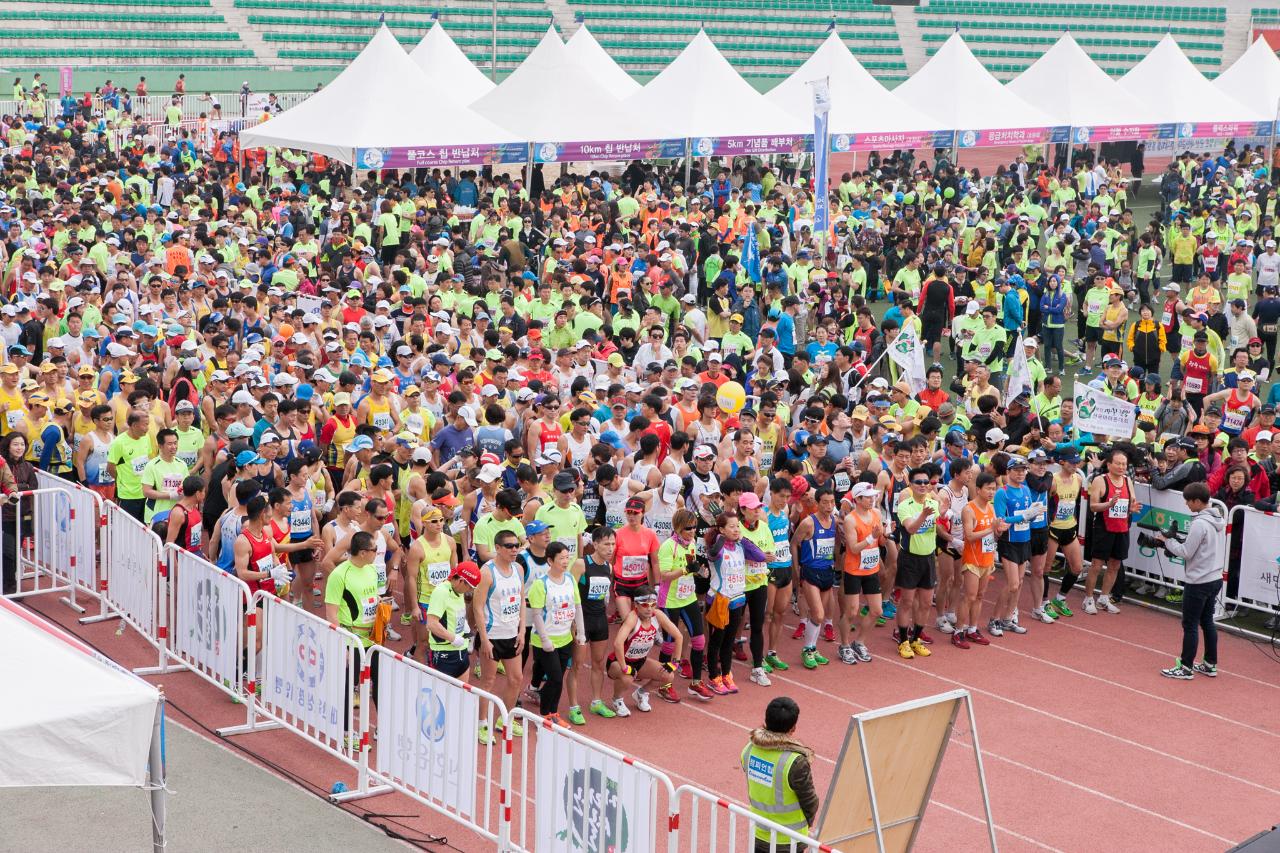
[
  {"left": 1182, "top": 351, "right": 1212, "bottom": 395},
  {"left": 1102, "top": 476, "right": 1131, "bottom": 533},
  {"left": 242, "top": 527, "right": 277, "bottom": 594},
  {"left": 537, "top": 419, "right": 562, "bottom": 453},
  {"left": 622, "top": 619, "right": 659, "bottom": 661}
]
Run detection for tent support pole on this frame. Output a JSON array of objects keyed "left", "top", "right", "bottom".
[
  {"left": 683, "top": 139, "right": 692, "bottom": 188},
  {"left": 1268, "top": 98, "right": 1280, "bottom": 218},
  {"left": 149, "top": 697, "right": 167, "bottom": 853}
]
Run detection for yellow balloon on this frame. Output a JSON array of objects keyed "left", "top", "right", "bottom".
[{"left": 716, "top": 381, "right": 746, "bottom": 415}]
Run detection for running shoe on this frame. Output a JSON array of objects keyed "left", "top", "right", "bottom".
[
  {"left": 910, "top": 639, "right": 932, "bottom": 657},
  {"left": 1049, "top": 598, "right": 1074, "bottom": 618},
  {"left": 1192, "top": 661, "right": 1218, "bottom": 677},
  {"left": 918, "top": 630, "right": 934, "bottom": 645},
  {"left": 589, "top": 699, "right": 617, "bottom": 719},
  {"left": 801, "top": 649, "right": 819, "bottom": 670},
  {"left": 882, "top": 600, "right": 898, "bottom": 620},
  {"left": 722, "top": 673, "right": 739, "bottom": 693},
  {"left": 400, "top": 612, "right": 414, "bottom": 627},
  {"left": 1161, "top": 663, "right": 1195, "bottom": 680},
  {"left": 852, "top": 641, "right": 872, "bottom": 662},
  {"left": 986, "top": 619, "right": 1005, "bottom": 637},
  {"left": 385, "top": 626, "right": 402, "bottom": 642},
  {"left": 821, "top": 622, "right": 837, "bottom": 643},
  {"left": 791, "top": 621, "right": 807, "bottom": 640},
  {"left": 611, "top": 699, "right": 632, "bottom": 718},
  {"left": 733, "top": 639, "right": 749, "bottom": 662},
  {"left": 1082, "top": 596, "right": 1098, "bottom": 615},
  {"left": 875, "top": 614, "right": 888, "bottom": 627},
  {"left": 1133, "top": 582, "right": 1152, "bottom": 596},
  {"left": 750, "top": 666, "right": 773, "bottom": 686},
  {"left": 935, "top": 616, "right": 955, "bottom": 635},
  {"left": 811, "top": 649, "right": 829, "bottom": 665},
  {"left": 632, "top": 689, "right": 652, "bottom": 712},
  {"left": 1031, "top": 607, "right": 1056, "bottom": 624},
  {"left": 708, "top": 676, "right": 731, "bottom": 695},
  {"left": 689, "top": 681, "right": 715, "bottom": 701},
  {"left": 1004, "top": 618, "right": 1028, "bottom": 635},
  {"left": 762, "top": 660, "right": 773, "bottom": 673},
  {"left": 951, "top": 631, "right": 971, "bottom": 649},
  {"left": 656, "top": 685, "right": 681, "bottom": 704},
  {"left": 859, "top": 606, "right": 869, "bottom": 617},
  {"left": 567, "top": 706, "right": 587, "bottom": 726},
  {"left": 838, "top": 645, "right": 858, "bottom": 665},
  {"left": 1098, "top": 595, "right": 1121, "bottom": 614},
  {"left": 496, "top": 719, "right": 525, "bottom": 737},
  {"left": 546, "top": 712, "right": 568, "bottom": 727},
  {"left": 1164, "top": 590, "right": 1184, "bottom": 605},
  {"left": 791, "top": 592, "right": 801, "bottom": 616},
  {"left": 965, "top": 628, "right": 990, "bottom": 645},
  {"left": 897, "top": 640, "right": 915, "bottom": 660},
  {"left": 677, "top": 659, "right": 693, "bottom": 680}
]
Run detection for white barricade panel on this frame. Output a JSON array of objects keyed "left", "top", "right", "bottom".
[
  {"left": 33, "top": 472, "right": 99, "bottom": 592},
  {"left": 171, "top": 546, "right": 249, "bottom": 690},
  {"left": 104, "top": 502, "right": 161, "bottom": 641},
  {"left": 1233, "top": 508, "right": 1280, "bottom": 612},
  {"left": 532, "top": 722, "right": 658, "bottom": 853},
  {"left": 374, "top": 650, "right": 480, "bottom": 819},
  {"left": 1125, "top": 483, "right": 1188, "bottom": 586},
  {"left": 675, "top": 785, "right": 834, "bottom": 853},
  {"left": 260, "top": 595, "right": 350, "bottom": 748}
]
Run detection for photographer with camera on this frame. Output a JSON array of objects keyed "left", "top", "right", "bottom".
[
  {"left": 1150, "top": 436, "right": 1207, "bottom": 491},
  {"left": 1153, "top": 482, "right": 1224, "bottom": 680}
]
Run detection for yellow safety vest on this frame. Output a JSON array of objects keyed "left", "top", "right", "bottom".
[{"left": 741, "top": 743, "right": 808, "bottom": 843}]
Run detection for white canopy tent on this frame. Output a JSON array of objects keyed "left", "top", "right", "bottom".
[
  {"left": 0, "top": 598, "right": 165, "bottom": 850},
  {"left": 1213, "top": 35, "right": 1280, "bottom": 125},
  {"left": 409, "top": 21, "right": 496, "bottom": 106},
  {"left": 472, "top": 27, "right": 646, "bottom": 142},
  {"left": 766, "top": 30, "right": 938, "bottom": 135},
  {"left": 893, "top": 32, "right": 1054, "bottom": 132},
  {"left": 1007, "top": 32, "right": 1162, "bottom": 129},
  {"left": 1119, "top": 34, "right": 1267, "bottom": 125},
  {"left": 622, "top": 29, "right": 799, "bottom": 138},
  {"left": 240, "top": 24, "right": 518, "bottom": 164},
  {"left": 565, "top": 25, "right": 641, "bottom": 100}
]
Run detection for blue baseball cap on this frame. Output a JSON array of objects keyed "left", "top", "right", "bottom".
[
  {"left": 235, "top": 450, "right": 265, "bottom": 467},
  {"left": 344, "top": 435, "right": 374, "bottom": 453},
  {"left": 295, "top": 383, "right": 314, "bottom": 401},
  {"left": 524, "top": 520, "right": 550, "bottom": 536}
]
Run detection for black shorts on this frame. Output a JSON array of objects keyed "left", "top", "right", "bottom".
[
  {"left": 1083, "top": 326, "right": 1103, "bottom": 343},
  {"left": 768, "top": 565, "right": 793, "bottom": 588},
  {"left": 1030, "top": 527, "right": 1050, "bottom": 557},
  {"left": 1090, "top": 524, "right": 1130, "bottom": 562},
  {"left": 843, "top": 572, "right": 882, "bottom": 596},
  {"left": 584, "top": 612, "right": 610, "bottom": 643},
  {"left": 1100, "top": 339, "right": 1123, "bottom": 357},
  {"left": 800, "top": 565, "right": 836, "bottom": 591},
  {"left": 922, "top": 322, "right": 944, "bottom": 346},
  {"left": 614, "top": 584, "right": 646, "bottom": 599},
  {"left": 489, "top": 636, "right": 519, "bottom": 661},
  {"left": 428, "top": 648, "right": 470, "bottom": 679},
  {"left": 290, "top": 546, "right": 315, "bottom": 565},
  {"left": 1050, "top": 526, "right": 1078, "bottom": 546},
  {"left": 895, "top": 552, "right": 936, "bottom": 590},
  {"left": 998, "top": 538, "right": 1031, "bottom": 565}
]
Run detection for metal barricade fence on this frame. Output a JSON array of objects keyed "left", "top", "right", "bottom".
[
  {"left": 162, "top": 544, "right": 254, "bottom": 716},
  {"left": 365, "top": 647, "right": 513, "bottom": 847},
  {"left": 674, "top": 785, "right": 837, "bottom": 853},
  {"left": 220, "top": 591, "right": 389, "bottom": 803},
  {"left": 1224, "top": 505, "right": 1280, "bottom": 617},
  {"left": 32, "top": 471, "right": 105, "bottom": 615},
  {"left": 2, "top": 489, "right": 85, "bottom": 608}
]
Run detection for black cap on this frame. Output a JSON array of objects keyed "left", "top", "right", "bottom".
[{"left": 553, "top": 471, "right": 577, "bottom": 492}]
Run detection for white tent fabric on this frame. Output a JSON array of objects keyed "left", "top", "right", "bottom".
[
  {"left": 472, "top": 27, "right": 645, "bottom": 142},
  {"left": 1213, "top": 35, "right": 1280, "bottom": 123},
  {"left": 766, "top": 30, "right": 937, "bottom": 135},
  {"left": 622, "top": 30, "right": 799, "bottom": 138},
  {"left": 409, "top": 21, "right": 495, "bottom": 106},
  {"left": 565, "top": 25, "right": 641, "bottom": 100},
  {"left": 0, "top": 598, "right": 159, "bottom": 787},
  {"left": 240, "top": 25, "right": 517, "bottom": 164},
  {"left": 1007, "top": 32, "right": 1161, "bottom": 128},
  {"left": 1119, "top": 35, "right": 1267, "bottom": 125},
  {"left": 893, "top": 32, "right": 1054, "bottom": 131}
]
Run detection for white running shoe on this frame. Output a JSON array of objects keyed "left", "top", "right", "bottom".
[
  {"left": 1099, "top": 595, "right": 1121, "bottom": 614},
  {"left": 632, "top": 688, "right": 652, "bottom": 713},
  {"left": 853, "top": 641, "right": 872, "bottom": 663},
  {"left": 1004, "top": 617, "right": 1028, "bottom": 635},
  {"left": 935, "top": 615, "right": 955, "bottom": 634},
  {"left": 612, "top": 698, "right": 631, "bottom": 718},
  {"left": 384, "top": 626, "right": 402, "bottom": 642},
  {"left": 838, "top": 645, "right": 858, "bottom": 665},
  {"left": 750, "top": 666, "right": 773, "bottom": 685},
  {"left": 1031, "top": 607, "right": 1055, "bottom": 624},
  {"left": 1083, "top": 596, "right": 1098, "bottom": 615},
  {"left": 1133, "top": 582, "right": 1152, "bottom": 596},
  {"left": 986, "top": 619, "right": 1005, "bottom": 637}
]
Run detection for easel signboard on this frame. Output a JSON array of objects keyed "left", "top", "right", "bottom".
[{"left": 814, "top": 689, "right": 997, "bottom": 853}]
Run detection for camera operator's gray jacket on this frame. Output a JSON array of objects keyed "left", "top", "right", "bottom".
[{"left": 1161, "top": 506, "right": 1225, "bottom": 585}]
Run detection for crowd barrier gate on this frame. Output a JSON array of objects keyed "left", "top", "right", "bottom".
[
  {"left": 2, "top": 488, "right": 96, "bottom": 613},
  {"left": 1224, "top": 506, "right": 1280, "bottom": 617},
  {"left": 674, "top": 785, "right": 837, "bottom": 853},
  {"left": 32, "top": 472, "right": 105, "bottom": 615}
]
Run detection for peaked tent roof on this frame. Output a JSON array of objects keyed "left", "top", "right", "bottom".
[
  {"left": 766, "top": 29, "right": 937, "bottom": 135},
  {"left": 892, "top": 32, "right": 1054, "bottom": 131},
  {"left": 622, "top": 30, "right": 799, "bottom": 138},
  {"left": 472, "top": 27, "right": 645, "bottom": 142},
  {"left": 240, "top": 25, "right": 517, "bottom": 164},
  {"left": 409, "top": 21, "right": 495, "bottom": 105},
  {"left": 1119, "top": 34, "right": 1267, "bottom": 124},
  {"left": 1008, "top": 32, "right": 1161, "bottom": 127},
  {"left": 566, "top": 25, "right": 641, "bottom": 100},
  {"left": 1213, "top": 35, "right": 1280, "bottom": 121}
]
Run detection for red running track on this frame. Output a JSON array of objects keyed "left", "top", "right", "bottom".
[{"left": 21, "top": 585, "right": 1280, "bottom": 853}]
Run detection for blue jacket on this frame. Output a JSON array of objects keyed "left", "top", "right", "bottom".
[{"left": 1002, "top": 289, "right": 1024, "bottom": 331}]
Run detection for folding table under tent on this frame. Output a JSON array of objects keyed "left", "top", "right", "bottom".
[{"left": 0, "top": 597, "right": 166, "bottom": 852}]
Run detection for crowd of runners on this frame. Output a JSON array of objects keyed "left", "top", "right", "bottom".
[{"left": 1, "top": 98, "right": 1278, "bottom": 725}]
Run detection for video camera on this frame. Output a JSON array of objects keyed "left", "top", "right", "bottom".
[{"left": 1136, "top": 519, "right": 1185, "bottom": 553}]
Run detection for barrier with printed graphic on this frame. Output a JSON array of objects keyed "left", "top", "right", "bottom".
[
  {"left": 165, "top": 544, "right": 253, "bottom": 704},
  {"left": 3, "top": 490, "right": 81, "bottom": 606},
  {"left": 32, "top": 472, "right": 103, "bottom": 612},
  {"left": 1226, "top": 506, "right": 1280, "bottom": 615}
]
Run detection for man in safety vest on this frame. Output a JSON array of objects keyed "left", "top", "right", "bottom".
[{"left": 741, "top": 696, "right": 820, "bottom": 851}]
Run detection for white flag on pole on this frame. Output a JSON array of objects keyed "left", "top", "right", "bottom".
[
  {"left": 887, "top": 324, "right": 928, "bottom": 395},
  {"left": 1004, "top": 334, "right": 1033, "bottom": 403}
]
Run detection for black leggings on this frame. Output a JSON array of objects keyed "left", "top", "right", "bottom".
[
  {"left": 534, "top": 644, "right": 574, "bottom": 716},
  {"left": 662, "top": 601, "right": 705, "bottom": 680},
  {"left": 706, "top": 604, "right": 746, "bottom": 679},
  {"left": 745, "top": 585, "right": 767, "bottom": 668}
]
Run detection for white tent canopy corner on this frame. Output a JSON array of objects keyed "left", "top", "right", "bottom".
[
  {"left": 409, "top": 21, "right": 496, "bottom": 106},
  {"left": 1213, "top": 35, "right": 1280, "bottom": 124},
  {"left": 240, "top": 24, "right": 518, "bottom": 164},
  {"left": 1119, "top": 34, "right": 1268, "bottom": 126},
  {"left": 565, "top": 25, "right": 642, "bottom": 100}
]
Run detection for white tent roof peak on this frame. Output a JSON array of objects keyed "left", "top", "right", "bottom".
[
  {"left": 1119, "top": 34, "right": 1268, "bottom": 124},
  {"left": 240, "top": 24, "right": 517, "bottom": 163},
  {"left": 1007, "top": 32, "right": 1161, "bottom": 127},
  {"left": 1214, "top": 35, "right": 1280, "bottom": 120},
  {"left": 766, "top": 29, "right": 937, "bottom": 135},
  {"left": 409, "top": 21, "right": 495, "bottom": 104},
  {"left": 566, "top": 25, "right": 641, "bottom": 99},
  {"left": 892, "top": 32, "right": 1053, "bottom": 131}
]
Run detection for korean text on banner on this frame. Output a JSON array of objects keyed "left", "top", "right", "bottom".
[
  {"left": 1234, "top": 508, "right": 1280, "bottom": 608},
  {"left": 376, "top": 654, "right": 479, "bottom": 818},
  {"left": 886, "top": 325, "right": 927, "bottom": 395},
  {"left": 534, "top": 724, "right": 655, "bottom": 853},
  {"left": 1073, "top": 385, "right": 1137, "bottom": 438},
  {"left": 810, "top": 77, "right": 831, "bottom": 236},
  {"left": 296, "top": 294, "right": 325, "bottom": 317},
  {"left": 261, "top": 598, "right": 347, "bottom": 743}
]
